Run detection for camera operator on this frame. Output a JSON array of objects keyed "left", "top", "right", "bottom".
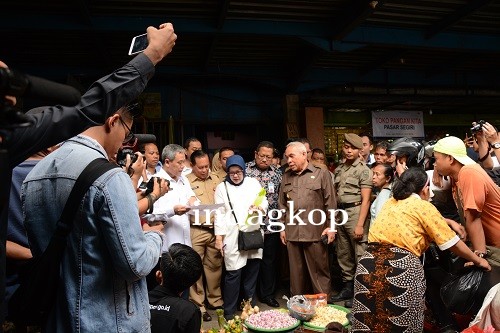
[
  {"left": 472, "top": 121, "right": 500, "bottom": 170},
  {"left": 116, "top": 136, "right": 169, "bottom": 217},
  {"left": 0, "top": 21, "right": 177, "bottom": 328},
  {"left": 128, "top": 157, "right": 169, "bottom": 219}
]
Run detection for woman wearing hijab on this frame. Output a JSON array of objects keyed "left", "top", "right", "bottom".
[
  {"left": 351, "top": 167, "right": 491, "bottom": 333},
  {"left": 214, "top": 155, "right": 268, "bottom": 320}
]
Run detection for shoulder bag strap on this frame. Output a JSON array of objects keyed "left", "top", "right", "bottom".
[
  {"left": 54, "top": 158, "right": 118, "bottom": 238},
  {"left": 223, "top": 181, "right": 240, "bottom": 229}
]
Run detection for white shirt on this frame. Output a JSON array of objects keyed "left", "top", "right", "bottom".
[
  {"left": 152, "top": 168, "right": 196, "bottom": 248},
  {"left": 181, "top": 166, "right": 192, "bottom": 177},
  {"left": 492, "top": 153, "right": 500, "bottom": 170},
  {"left": 370, "top": 186, "right": 392, "bottom": 224}
]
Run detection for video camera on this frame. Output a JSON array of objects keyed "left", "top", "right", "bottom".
[{"left": 471, "top": 120, "right": 486, "bottom": 135}]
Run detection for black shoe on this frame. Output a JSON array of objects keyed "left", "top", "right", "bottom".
[
  {"left": 329, "top": 281, "right": 354, "bottom": 303},
  {"left": 262, "top": 297, "right": 280, "bottom": 308},
  {"left": 202, "top": 312, "right": 212, "bottom": 322},
  {"left": 329, "top": 288, "right": 354, "bottom": 303},
  {"left": 344, "top": 298, "right": 353, "bottom": 308}
]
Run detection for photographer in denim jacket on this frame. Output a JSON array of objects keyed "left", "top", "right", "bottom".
[{"left": 20, "top": 22, "right": 177, "bottom": 332}]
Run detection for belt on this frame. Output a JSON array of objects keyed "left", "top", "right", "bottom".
[
  {"left": 338, "top": 201, "right": 361, "bottom": 209},
  {"left": 190, "top": 224, "right": 214, "bottom": 232}
]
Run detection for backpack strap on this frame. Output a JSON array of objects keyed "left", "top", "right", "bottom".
[{"left": 54, "top": 158, "right": 118, "bottom": 238}]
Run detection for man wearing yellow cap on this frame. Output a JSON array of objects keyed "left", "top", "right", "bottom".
[
  {"left": 434, "top": 136, "right": 500, "bottom": 267},
  {"left": 330, "top": 133, "right": 372, "bottom": 307}
]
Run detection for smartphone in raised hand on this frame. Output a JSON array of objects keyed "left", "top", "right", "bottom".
[{"left": 128, "top": 33, "right": 148, "bottom": 55}]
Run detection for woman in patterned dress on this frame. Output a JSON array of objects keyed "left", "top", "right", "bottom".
[{"left": 351, "top": 167, "right": 490, "bottom": 333}]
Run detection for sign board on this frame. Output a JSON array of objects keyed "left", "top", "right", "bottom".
[
  {"left": 371, "top": 111, "right": 424, "bottom": 138},
  {"left": 139, "top": 93, "right": 162, "bottom": 119}
]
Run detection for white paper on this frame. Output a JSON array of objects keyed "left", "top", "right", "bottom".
[{"left": 187, "top": 203, "right": 224, "bottom": 215}]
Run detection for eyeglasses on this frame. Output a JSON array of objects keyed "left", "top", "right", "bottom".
[
  {"left": 257, "top": 153, "right": 273, "bottom": 160},
  {"left": 228, "top": 171, "right": 243, "bottom": 177},
  {"left": 118, "top": 116, "right": 135, "bottom": 144}
]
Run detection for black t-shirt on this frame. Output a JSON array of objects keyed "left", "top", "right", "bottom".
[{"left": 149, "top": 285, "right": 201, "bottom": 333}]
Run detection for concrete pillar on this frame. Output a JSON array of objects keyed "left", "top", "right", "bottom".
[{"left": 305, "top": 106, "right": 325, "bottom": 151}]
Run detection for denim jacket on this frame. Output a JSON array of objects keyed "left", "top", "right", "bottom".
[{"left": 22, "top": 135, "right": 162, "bottom": 332}]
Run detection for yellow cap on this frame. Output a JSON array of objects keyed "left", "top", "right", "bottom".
[{"left": 433, "top": 136, "right": 475, "bottom": 166}]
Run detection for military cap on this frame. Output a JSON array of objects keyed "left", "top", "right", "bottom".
[{"left": 344, "top": 133, "right": 363, "bottom": 149}]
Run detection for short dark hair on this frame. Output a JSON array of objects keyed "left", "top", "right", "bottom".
[
  {"left": 190, "top": 150, "right": 208, "bottom": 165},
  {"left": 372, "top": 163, "right": 394, "bottom": 183},
  {"left": 296, "top": 137, "right": 311, "bottom": 146},
  {"left": 138, "top": 142, "right": 158, "bottom": 154},
  {"left": 256, "top": 141, "right": 274, "bottom": 151},
  {"left": 273, "top": 148, "right": 280, "bottom": 159},
  {"left": 120, "top": 102, "right": 142, "bottom": 119},
  {"left": 312, "top": 148, "right": 324, "bottom": 155},
  {"left": 375, "top": 141, "right": 389, "bottom": 151},
  {"left": 184, "top": 137, "right": 201, "bottom": 149},
  {"left": 392, "top": 167, "right": 428, "bottom": 200},
  {"left": 160, "top": 243, "right": 202, "bottom": 294},
  {"left": 359, "top": 133, "right": 373, "bottom": 145},
  {"left": 219, "top": 147, "right": 234, "bottom": 156}
]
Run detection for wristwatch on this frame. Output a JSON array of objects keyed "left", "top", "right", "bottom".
[{"left": 492, "top": 142, "right": 500, "bottom": 149}]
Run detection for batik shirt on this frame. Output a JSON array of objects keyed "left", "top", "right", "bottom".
[{"left": 245, "top": 161, "right": 283, "bottom": 233}]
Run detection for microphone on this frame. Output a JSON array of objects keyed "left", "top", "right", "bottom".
[
  {"left": 26, "top": 75, "right": 81, "bottom": 106},
  {"left": 135, "top": 134, "right": 157, "bottom": 145},
  {"left": 0, "top": 67, "right": 81, "bottom": 106}
]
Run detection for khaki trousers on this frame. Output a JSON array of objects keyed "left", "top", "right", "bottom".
[
  {"left": 189, "top": 227, "right": 223, "bottom": 311},
  {"left": 336, "top": 206, "right": 369, "bottom": 282}
]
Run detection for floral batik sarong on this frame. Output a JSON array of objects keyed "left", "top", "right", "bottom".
[{"left": 351, "top": 243, "right": 426, "bottom": 333}]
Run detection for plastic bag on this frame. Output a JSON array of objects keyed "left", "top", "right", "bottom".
[
  {"left": 440, "top": 267, "right": 484, "bottom": 315},
  {"left": 462, "top": 325, "right": 497, "bottom": 333}
]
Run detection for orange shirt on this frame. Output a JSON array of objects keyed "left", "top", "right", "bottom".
[{"left": 455, "top": 163, "right": 500, "bottom": 247}]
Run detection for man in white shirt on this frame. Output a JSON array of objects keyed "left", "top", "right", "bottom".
[
  {"left": 153, "top": 144, "right": 197, "bottom": 248},
  {"left": 360, "top": 134, "right": 375, "bottom": 166}
]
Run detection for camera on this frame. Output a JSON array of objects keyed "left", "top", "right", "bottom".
[
  {"left": 140, "top": 177, "right": 170, "bottom": 195},
  {"left": 116, "top": 148, "right": 138, "bottom": 167},
  {"left": 471, "top": 120, "right": 486, "bottom": 134}
]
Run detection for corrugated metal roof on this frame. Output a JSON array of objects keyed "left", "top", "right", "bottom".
[{"left": 2, "top": 0, "right": 500, "bottom": 114}]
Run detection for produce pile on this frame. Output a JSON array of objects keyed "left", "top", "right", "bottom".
[
  {"left": 240, "top": 299, "right": 260, "bottom": 320},
  {"left": 204, "top": 300, "right": 257, "bottom": 333},
  {"left": 307, "top": 306, "right": 348, "bottom": 327},
  {"left": 246, "top": 310, "right": 298, "bottom": 330}
]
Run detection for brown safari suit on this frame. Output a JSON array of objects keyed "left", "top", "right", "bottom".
[
  {"left": 279, "top": 163, "right": 337, "bottom": 295},
  {"left": 186, "top": 172, "right": 223, "bottom": 312}
]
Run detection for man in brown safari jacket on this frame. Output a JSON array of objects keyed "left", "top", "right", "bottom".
[{"left": 279, "top": 141, "right": 337, "bottom": 296}]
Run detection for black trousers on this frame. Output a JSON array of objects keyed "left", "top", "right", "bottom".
[
  {"left": 224, "top": 259, "right": 260, "bottom": 317},
  {"left": 257, "top": 232, "right": 280, "bottom": 300}
]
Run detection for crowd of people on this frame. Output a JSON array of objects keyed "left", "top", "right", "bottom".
[{"left": 2, "top": 22, "right": 500, "bottom": 333}]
